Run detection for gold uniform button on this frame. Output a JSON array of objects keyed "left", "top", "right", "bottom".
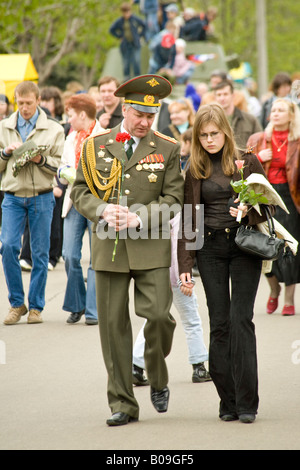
[
  {"left": 124, "top": 189, "right": 130, "bottom": 195},
  {"left": 125, "top": 174, "right": 130, "bottom": 179}
]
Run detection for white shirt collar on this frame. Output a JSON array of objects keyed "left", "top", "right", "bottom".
[{"left": 120, "top": 121, "right": 140, "bottom": 151}]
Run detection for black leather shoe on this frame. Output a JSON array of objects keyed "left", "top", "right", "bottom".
[
  {"left": 132, "top": 364, "right": 149, "bottom": 386},
  {"left": 150, "top": 386, "right": 169, "bottom": 413},
  {"left": 66, "top": 309, "right": 85, "bottom": 324},
  {"left": 239, "top": 413, "right": 256, "bottom": 423},
  {"left": 106, "top": 412, "right": 138, "bottom": 427}
]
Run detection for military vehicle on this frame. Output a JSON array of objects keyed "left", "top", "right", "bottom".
[{"left": 101, "top": 40, "right": 240, "bottom": 98}]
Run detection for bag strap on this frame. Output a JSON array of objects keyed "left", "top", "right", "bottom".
[{"left": 263, "top": 205, "right": 276, "bottom": 237}]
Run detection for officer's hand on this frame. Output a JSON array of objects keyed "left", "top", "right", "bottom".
[
  {"left": 102, "top": 204, "right": 140, "bottom": 231},
  {"left": 115, "top": 206, "right": 140, "bottom": 231},
  {"left": 102, "top": 204, "right": 119, "bottom": 228}
]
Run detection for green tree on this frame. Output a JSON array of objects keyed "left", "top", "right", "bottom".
[
  {"left": 0, "top": 0, "right": 299, "bottom": 92},
  {"left": 0, "top": 0, "right": 122, "bottom": 87}
]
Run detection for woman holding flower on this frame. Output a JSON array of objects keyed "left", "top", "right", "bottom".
[
  {"left": 178, "top": 103, "right": 275, "bottom": 423},
  {"left": 247, "top": 98, "right": 300, "bottom": 316}
]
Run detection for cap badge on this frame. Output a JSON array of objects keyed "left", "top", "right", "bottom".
[
  {"left": 144, "top": 95, "right": 155, "bottom": 104},
  {"left": 146, "top": 78, "right": 160, "bottom": 88}
]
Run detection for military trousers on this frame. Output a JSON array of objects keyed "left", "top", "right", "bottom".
[{"left": 95, "top": 267, "right": 176, "bottom": 419}]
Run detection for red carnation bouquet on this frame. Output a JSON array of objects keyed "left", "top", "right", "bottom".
[{"left": 116, "top": 132, "right": 131, "bottom": 143}]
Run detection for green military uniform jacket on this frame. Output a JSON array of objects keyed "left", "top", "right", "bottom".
[{"left": 71, "top": 124, "right": 184, "bottom": 272}]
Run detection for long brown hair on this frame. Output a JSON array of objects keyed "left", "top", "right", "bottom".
[{"left": 190, "top": 103, "right": 239, "bottom": 179}]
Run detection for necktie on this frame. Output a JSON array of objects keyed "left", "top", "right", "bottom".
[
  {"left": 24, "top": 120, "right": 31, "bottom": 139},
  {"left": 126, "top": 138, "right": 135, "bottom": 160}
]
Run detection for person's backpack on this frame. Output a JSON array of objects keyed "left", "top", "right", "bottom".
[{"left": 161, "top": 33, "right": 175, "bottom": 49}]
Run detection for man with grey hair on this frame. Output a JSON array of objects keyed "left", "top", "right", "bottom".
[{"left": 71, "top": 74, "right": 184, "bottom": 426}]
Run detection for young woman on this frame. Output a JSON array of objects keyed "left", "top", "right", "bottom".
[
  {"left": 178, "top": 103, "right": 275, "bottom": 423},
  {"left": 161, "top": 98, "right": 195, "bottom": 142},
  {"left": 247, "top": 98, "right": 300, "bottom": 316}
]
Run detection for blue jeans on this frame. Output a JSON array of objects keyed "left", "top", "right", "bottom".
[
  {"left": 0, "top": 192, "right": 55, "bottom": 311},
  {"left": 121, "top": 43, "right": 141, "bottom": 81},
  {"left": 145, "top": 12, "right": 159, "bottom": 42},
  {"left": 62, "top": 206, "right": 97, "bottom": 320},
  {"left": 133, "top": 286, "right": 208, "bottom": 368}
]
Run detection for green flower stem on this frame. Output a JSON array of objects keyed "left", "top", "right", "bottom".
[{"left": 112, "top": 154, "right": 126, "bottom": 262}]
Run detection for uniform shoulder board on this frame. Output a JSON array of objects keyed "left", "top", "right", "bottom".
[
  {"left": 92, "top": 128, "right": 112, "bottom": 138},
  {"left": 154, "top": 130, "right": 178, "bottom": 144}
]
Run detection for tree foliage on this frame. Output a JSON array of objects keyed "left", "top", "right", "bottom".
[
  {"left": 0, "top": 0, "right": 299, "bottom": 92},
  {"left": 0, "top": 0, "right": 120, "bottom": 87}
]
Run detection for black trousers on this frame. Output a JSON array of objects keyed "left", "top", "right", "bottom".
[{"left": 196, "top": 226, "right": 262, "bottom": 417}]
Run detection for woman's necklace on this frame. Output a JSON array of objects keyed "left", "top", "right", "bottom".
[{"left": 272, "top": 133, "right": 288, "bottom": 152}]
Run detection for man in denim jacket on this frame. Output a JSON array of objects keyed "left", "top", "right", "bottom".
[{"left": 110, "top": 3, "right": 146, "bottom": 81}]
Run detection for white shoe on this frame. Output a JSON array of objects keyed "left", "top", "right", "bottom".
[
  {"left": 48, "top": 262, "right": 54, "bottom": 271},
  {"left": 20, "top": 259, "right": 32, "bottom": 271}
]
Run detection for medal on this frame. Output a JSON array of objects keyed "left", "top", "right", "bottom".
[
  {"left": 143, "top": 163, "right": 149, "bottom": 170},
  {"left": 104, "top": 157, "right": 113, "bottom": 163},
  {"left": 136, "top": 164, "right": 142, "bottom": 171},
  {"left": 148, "top": 173, "right": 157, "bottom": 183},
  {"left": 98, "top": 150, "right": 105, "bottom": 158}
]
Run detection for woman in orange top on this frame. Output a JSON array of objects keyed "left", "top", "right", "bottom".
[{"left": 247, "top": 98, "right": 300, "bottom": 316}]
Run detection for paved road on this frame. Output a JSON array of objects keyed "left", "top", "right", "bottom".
[{"left": 0, "top": 233, "right": 300, "bottom": 450}]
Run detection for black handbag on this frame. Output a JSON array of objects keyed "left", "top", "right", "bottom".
[
  {"left": 274, "top": 246, "right": 296, "bottom": 285},
  {"left": 234, "top": 206, "right": 285, "bottom": 260}
]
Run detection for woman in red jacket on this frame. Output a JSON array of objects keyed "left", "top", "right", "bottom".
[{"left": 247, "top": 98, "right": 300, "bottom": 316}]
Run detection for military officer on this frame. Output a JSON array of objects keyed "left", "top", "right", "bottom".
[{"left": 71, "top": 74, "right": 184, "bottom": 426}]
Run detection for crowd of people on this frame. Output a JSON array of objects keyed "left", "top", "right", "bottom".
[
  {"left": 0, "top": 2, "right": 299, "bottom": 429},
  {"left": 110, "top": 2, "right": 218, "bottom": 83}
]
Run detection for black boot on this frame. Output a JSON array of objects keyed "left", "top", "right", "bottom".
[
  {"left": 132, "top": 364, "right": 149, "bottom": 386},
  {"left": 192, "top": 363, "right": 212, "bottom": 383}
]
